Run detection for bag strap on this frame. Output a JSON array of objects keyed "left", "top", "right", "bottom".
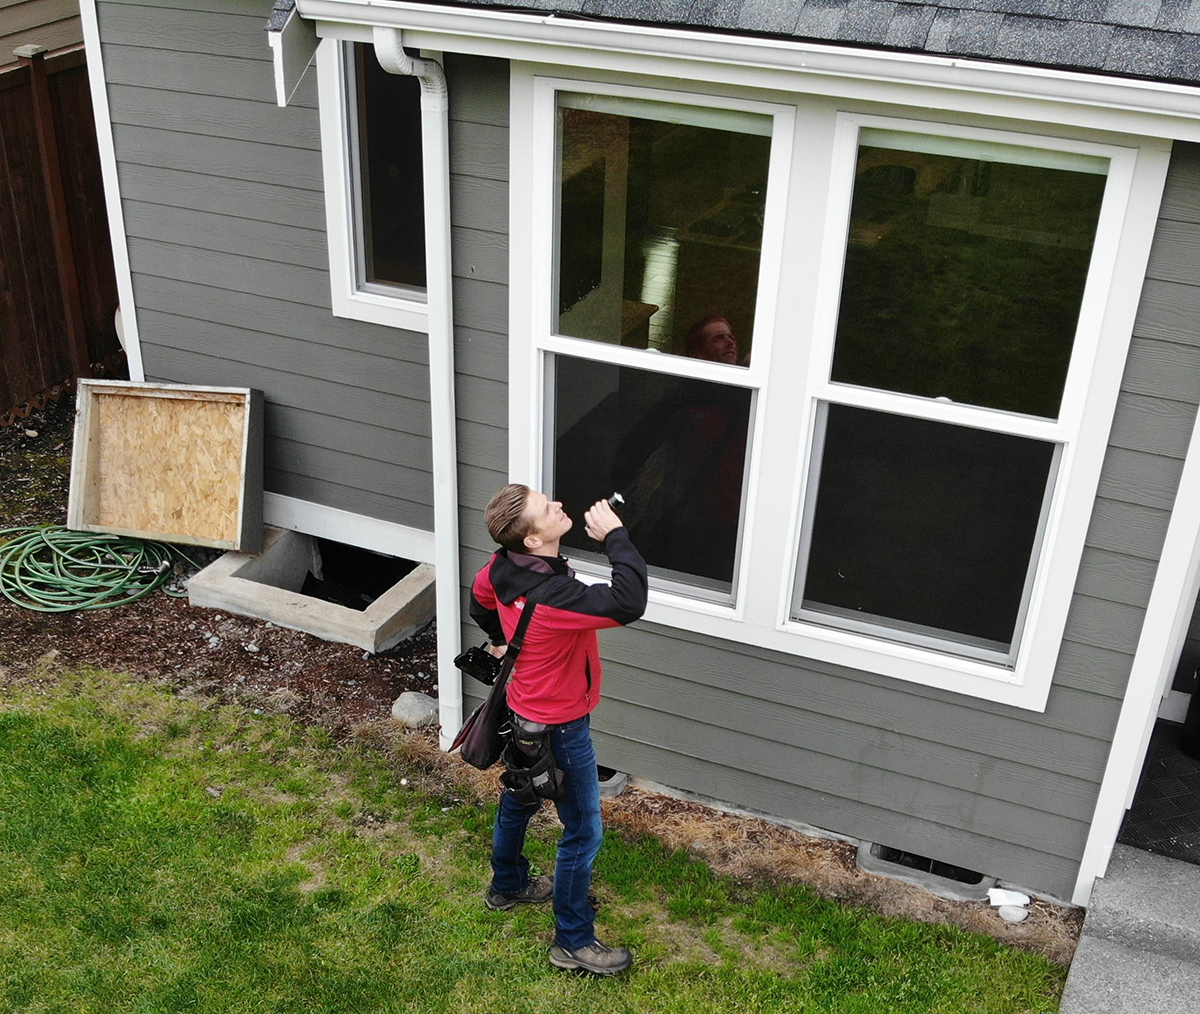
[{"left": 493, "top": 582, "right": 545, "bottom": 691}]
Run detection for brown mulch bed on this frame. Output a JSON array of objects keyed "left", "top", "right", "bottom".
[{"left": 0, "top": 393, "right": 1083, "bottom": 965}]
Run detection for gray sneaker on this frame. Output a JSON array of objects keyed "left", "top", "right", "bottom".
[
  {"left": 485, "top": 874, "right": 553, "bottom": 911},
  {"left": 548, "top": 940, "right": 633, "bottom": 975}
]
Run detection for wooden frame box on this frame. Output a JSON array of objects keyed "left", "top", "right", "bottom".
[{"left": 67, "top": 380, "right": 264, "bottom": 551}]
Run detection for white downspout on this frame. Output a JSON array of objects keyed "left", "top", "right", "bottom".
[{"left": 373, "top": 27, "right": 463, "bottom": 748}]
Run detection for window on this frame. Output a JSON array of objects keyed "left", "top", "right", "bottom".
[
  {"left": 317, "top": 40, "right": 429, "bottom": 330},
  {"left": 792, "top": 130, "right": 1108, "bottom": 665},
  {"left": 539, "top": 90, "right": 784, "bottom": 603},
  {"left": 511, "top": 69, "right": 1162, "bottom": 709}
]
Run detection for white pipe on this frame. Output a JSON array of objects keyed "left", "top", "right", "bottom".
[{"left": 372, "top": 26, "right": 463, "bottom": 748}]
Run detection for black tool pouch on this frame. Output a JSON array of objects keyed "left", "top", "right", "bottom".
[{"left": 500, "top": 716, "right": 567, "bottom": 804}]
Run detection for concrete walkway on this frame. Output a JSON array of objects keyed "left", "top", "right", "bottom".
[{"left": 1059, "top": 845, "right": 1200, "bottom": 1013}]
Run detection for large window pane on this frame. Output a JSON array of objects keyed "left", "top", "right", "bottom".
[
  {"left": 794, "top": 405, "right": 1057, "bottom": 658},
  {"left": 549, "top": 355, "right": 753, "bottom": 599},
  {"left": 555, "top": 94, "right": 771, "bottom": 364},
  {"left": 830, "top": 131, "right": 1107, "bottom": 418},
  {"left": 352, "top": 43, "right": 425, "bottom": 290}
]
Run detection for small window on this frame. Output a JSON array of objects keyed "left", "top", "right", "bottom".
[{"left": 348, "top": 43, "right": 426, "bottom": 292}]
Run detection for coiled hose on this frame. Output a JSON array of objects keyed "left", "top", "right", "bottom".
[{"left": 0, "top": 525, "right": 197, "bottom": 612}]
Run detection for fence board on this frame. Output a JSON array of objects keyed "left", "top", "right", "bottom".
[{"left": 0, "top": 52, "right": 119, "bottom": 417}]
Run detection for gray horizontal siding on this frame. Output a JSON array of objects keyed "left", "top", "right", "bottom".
[
  {"left": 448, "top": 51, "right": 511, "bottom": 618},
  {"left": 450, "top": 46, "right": 1200, "bottom": 898},
  {"left": 99, "top": 0, "right": 433, "bottom": 532}
]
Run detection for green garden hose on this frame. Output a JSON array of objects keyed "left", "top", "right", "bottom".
[{"left": 0, "top": 526, "right": 198, "bottom": 612}]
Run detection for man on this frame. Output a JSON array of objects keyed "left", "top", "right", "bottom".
[{"left": 469, "top": 484, "right": 648, "bottom": 975}]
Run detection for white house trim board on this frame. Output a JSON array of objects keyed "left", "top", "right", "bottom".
[
  {"left": 508, "top": 62, "right": 1172, "bottom": 711},
  {"left": 263, "top": 493, "right": 435, "bottom": 563},
  {"left": 79, "top": 0, "right": 143, "bottom": 381},
  {"left": 299, "top": 0, "right": 1200, "bottom": 140},
  {"left": 1073, "top": 401, "right": 1200, "bottom": 906}
]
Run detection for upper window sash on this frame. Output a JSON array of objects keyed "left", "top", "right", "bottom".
[
  {"left": 527, "top": 76, "right": 796, "bottom": 392},
  {"left": 316, "top": 39, "right": 430, "bottom": 332}
]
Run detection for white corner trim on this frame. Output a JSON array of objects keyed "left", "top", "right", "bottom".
[
  {"left": 1072, "top": 401, "right": 1200, "bottom": 906},
  {"left": 263, "top": 492, "right": 435, "bottom": 563},
  {"left": 79, "top": 0, "right": 144, "bottom": 381},
  {"left": 298, "top": 0, "right": 1200, "bottom": 139}
]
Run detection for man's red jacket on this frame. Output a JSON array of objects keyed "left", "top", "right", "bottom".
[{"left": 469, "top": 528, "right": 648, "bottom": 724}]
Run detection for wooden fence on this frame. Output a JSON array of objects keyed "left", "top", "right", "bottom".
[{"left": 0, "top": 46, "right": 120, "bottom": 424}]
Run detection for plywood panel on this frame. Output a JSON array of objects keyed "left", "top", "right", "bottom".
[{"left": 68, "top": 380, "right": 262, "bottom": 550}]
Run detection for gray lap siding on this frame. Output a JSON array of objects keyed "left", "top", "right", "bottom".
[
  {"left": 97, "top": 0, "right": 434, "bottom": 531},
  {"left": 450, "top": 36, "right": 1200, "bottom": 899}
]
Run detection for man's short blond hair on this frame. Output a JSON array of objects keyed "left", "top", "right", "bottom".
[{"left": 485, "top": 483, "right": 535, "bottom": 552}]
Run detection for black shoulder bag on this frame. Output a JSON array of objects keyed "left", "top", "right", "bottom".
[{"left": 449, "top": 587, "right": 541, "bottom": 770}]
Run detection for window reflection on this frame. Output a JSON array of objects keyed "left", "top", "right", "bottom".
[
  {"left": 550, "top": 355, "right": 753, "bottom": 598},
  {"left": 795, "top": 404, "right": 1057, "bottom": 658},
  {"left": 555, "top": 95, "right": 770, "bottom": 362},
  {"left": 831, "top": 132, "right": 1106, "bottom": 418}
]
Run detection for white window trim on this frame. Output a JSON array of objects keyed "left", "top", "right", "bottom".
[
  {"left": 316, "top": 38, "right": 430, "bottom": 332},
  {"left": 509, "top": 62, "right": 1173, "bottom": 711}
]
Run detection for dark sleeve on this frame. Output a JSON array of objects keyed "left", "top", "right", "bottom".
[
  {"left": 469, "top": 559, "right": 506, "bottom": 646},
  {"left": 537, "top": 527, "right": 648, "bottom": 628}
]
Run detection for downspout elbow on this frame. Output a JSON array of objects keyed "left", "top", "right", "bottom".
[{"left": 372, "top": 26, "right": 448, "bottom": 109}]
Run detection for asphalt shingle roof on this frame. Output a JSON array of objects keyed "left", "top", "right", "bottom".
[{"left": 271, "top": 1, "right": 1200, "bottom": 85}]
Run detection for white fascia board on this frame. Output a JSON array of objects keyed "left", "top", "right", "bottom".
[
  {"left": 298, "top": 0, "right": 1200, "bottom": 140},
  {"left": 79, "top": 0, "right": 144, "bottom": 381}
]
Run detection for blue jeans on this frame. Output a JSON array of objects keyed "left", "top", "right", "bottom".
[{"left": 490, "top": 714, "right": 602, "bottom": 951}]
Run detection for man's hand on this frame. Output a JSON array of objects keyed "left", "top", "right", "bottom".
[
  {"left": 488, "top": 643, "right": 507, "bottom": 658},
  {"left": 584, "top": 499, "right": 624, "bottom": 542}
]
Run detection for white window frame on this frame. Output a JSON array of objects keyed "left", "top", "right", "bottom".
[
  {"left": 509, "top": 63, "right": 1170, "bottom": 711},
  {"left": 316, "top": 38, "right": 430, "bottom": 332}
]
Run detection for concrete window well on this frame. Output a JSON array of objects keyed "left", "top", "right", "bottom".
[{"left": 188, "top": 527, "right": 435, "bottom": 653}]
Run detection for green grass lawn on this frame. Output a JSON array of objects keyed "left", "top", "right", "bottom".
[{"left": 0, "top": 667, "right": 1065, "bottom": 1013}]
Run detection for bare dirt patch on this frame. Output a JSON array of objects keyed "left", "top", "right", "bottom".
[{"left": 1, "top": 393, "right": 1083, "bottom": 966}]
